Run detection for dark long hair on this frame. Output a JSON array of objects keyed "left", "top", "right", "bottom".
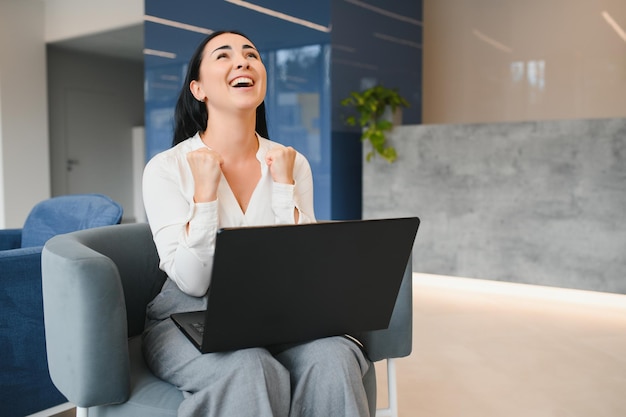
[{"left": 172, "top": 30, "right": 269, "bottom": 147}]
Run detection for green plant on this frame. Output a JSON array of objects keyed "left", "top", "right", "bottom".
[{"left": 340, "top": 84, "right": 409, "bottom": 163}]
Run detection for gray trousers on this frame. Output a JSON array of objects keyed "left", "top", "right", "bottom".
[{"left": 143, "top": 279, "right": 372, "bottom": 417}]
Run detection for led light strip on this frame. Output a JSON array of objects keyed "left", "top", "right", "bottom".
[
  {"left": 144, "top": 15, "right": 214, "bottom": 35},
  {"left": 602, "top": 11, "right": 626, "bottom": 43},
  {"left": 374, "top": 32, "right": 421, "bottom": 49},
  {"left": 414, "top": 273, "right": 626, "bottom": 311},
  {"left": 344, "top": 0, "right": 422, "bottom": 27},
  {"left": 472, "top": 29, "right": 513, "bottom": 53},
  {"left": 143, "top": 48, "right": 177, "bottom": 59},
  {"left": 224, "top": 0, "right": 331, "bottom": 33}
]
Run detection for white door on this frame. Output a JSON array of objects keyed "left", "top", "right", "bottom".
[{"left": 64, "top": 89, "right": 132, "bottom": 216}]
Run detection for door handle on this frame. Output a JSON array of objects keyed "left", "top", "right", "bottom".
[{"left": 67, "top": 158, "right": 80, "bottom": 172}]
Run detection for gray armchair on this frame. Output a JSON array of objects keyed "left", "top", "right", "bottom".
[{"left": 42, "top": 223, "right": 412, "bottom": 417}]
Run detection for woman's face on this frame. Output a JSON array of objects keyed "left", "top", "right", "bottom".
[{"left": 191, "top": 32, "right": 267, "bottom": 113}]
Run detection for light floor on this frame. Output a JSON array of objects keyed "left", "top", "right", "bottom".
[
  {"left": 376, "top": 273, "right": 626, "bottom": 417},
  {"left": 50, "top": 273, "right": 626, "bottom": 417}
]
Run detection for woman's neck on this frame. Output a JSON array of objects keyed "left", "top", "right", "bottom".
[{"left": 201, "top": 110, "right": 258, "bottom": 161}]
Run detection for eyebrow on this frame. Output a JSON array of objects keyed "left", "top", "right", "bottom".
[{"left": 211, "top": 44, "right": 258, "bottom": 55}]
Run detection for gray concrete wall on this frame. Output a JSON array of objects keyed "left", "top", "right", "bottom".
[{"left": 363, "top": 118, "right": 626, "bottom": 294}]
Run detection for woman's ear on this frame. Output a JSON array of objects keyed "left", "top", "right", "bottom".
[{"left": 190, "top": 80, "right": 206, "bottom": 102}]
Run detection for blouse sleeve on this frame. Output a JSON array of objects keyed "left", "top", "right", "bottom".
[{"left": 142, "top": 154, "right": 217, "bottom": 297}]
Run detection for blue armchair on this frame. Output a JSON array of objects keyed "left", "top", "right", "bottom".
[{"left": 0, "top": 194, "right": 123, "bottom": 417}]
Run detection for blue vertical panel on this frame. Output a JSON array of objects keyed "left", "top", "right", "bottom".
[
  {"left": 331, "top": 1, "right": 422, "bottom": 127},
  {"left": 143, "top": 20, "right": 205, "bottom": 159},
  {"left": 265, "top": 44, "right": 331, "bottom": 219},
  {"left": 331, "top": 0, "right": 423, "bottom": 219}
]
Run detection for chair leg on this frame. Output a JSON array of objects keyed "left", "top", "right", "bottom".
[
  {"left": 76, "top": 407, "right": 89, "bottom": 417},
  {"left": 375, "top": 358, "right": 399, "bottom": 417}
]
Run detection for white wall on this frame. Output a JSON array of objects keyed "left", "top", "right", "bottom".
[
  {"left": 45, "top": 0, "right": 143, "bottom": 43},
  {"left": 0, "top": 1, "right": 50, "bottom": 228},
  {"left": 423, "top": 0, "right": 626, "bottom": 124}
]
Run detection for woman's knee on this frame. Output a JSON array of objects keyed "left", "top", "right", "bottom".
[
  {"left": 281, "top": 337, "right": 370, "bottom": 381},
  {"left": 230, "top": 347, "right": 275, "bottom": 367},
  {"left": 227, "top": 347, "right": 290, "bottom": 381}
]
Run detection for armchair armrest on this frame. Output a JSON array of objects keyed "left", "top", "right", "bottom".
[
  {"left": 42, "top": 235, "right": 130, "bottom": 408},
  {"left": 0, "top": 228, "right": 22, "bottom": 250}
]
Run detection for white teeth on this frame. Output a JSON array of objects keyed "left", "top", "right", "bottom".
[{"left": 230, "top": 77, "right": 253, "bottom": 87}]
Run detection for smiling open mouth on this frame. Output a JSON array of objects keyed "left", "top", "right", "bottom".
[{"left": 230, "top": 77, "right": 254, "bottom": 87}]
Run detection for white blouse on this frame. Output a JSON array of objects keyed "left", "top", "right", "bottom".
[{"left": 142, "top": 132, "right": 316, "bottom": 297}]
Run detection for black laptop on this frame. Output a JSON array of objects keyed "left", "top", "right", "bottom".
[{"left": 171, "top": 217, "right": 420, "bottom": 353}]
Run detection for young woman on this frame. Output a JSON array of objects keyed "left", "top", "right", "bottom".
[{"left": 142, "top": 30, "right": 371, "bottom": 417}]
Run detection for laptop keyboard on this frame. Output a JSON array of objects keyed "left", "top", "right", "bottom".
[{"left": 191, "top": 321, "right": 205, "bottom": 336}]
